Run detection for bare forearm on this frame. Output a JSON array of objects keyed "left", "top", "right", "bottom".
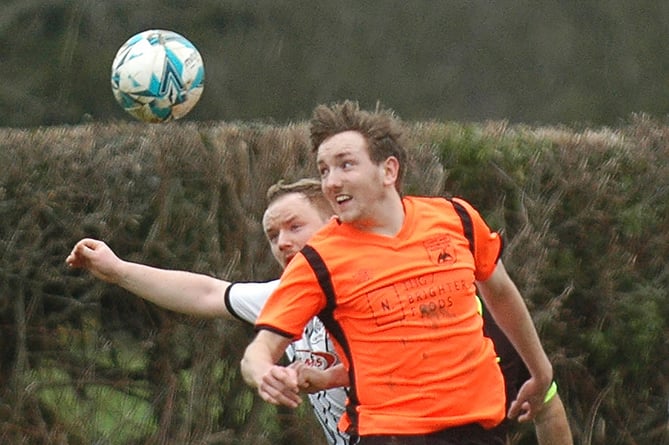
[
  {"left": 535, "top": 394, "right": 573, "bottom": 445},
  {"left": 479, "top": 263, "right": 552, "bottom": 383},
  {"left": 241, "top": 339, "right": 276, "bottom": 388},
  {"left": 115, "top": 261, "right": 230, "bottom": 318},
  {"left": 241, "top": 331, "right": 302, "bottom": 407},
  {"left": 487, "top": 288, "right": 552, "bottom": 381},
  {"left": 322, "top": 364, "right": 349, "bottom": 389},
  {"left": 480, "top": 266, "right": 557, "bottom": 422},
  {"left": 66, "top": 239, "right": 231, "bottom": 318}
]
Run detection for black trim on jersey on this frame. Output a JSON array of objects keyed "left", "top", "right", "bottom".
[
  {"left": 254, "top": 324, "right": 297, "bottom": 340},
  {"left": 301, "top": 245, "right": 360, "bottom": 441},
  {"left": 448, "top": 197, "right": 505, "bottom": 263},
  {"left": 223, "top": 283, "right": 251, "bottom": 324},
  {"left": 450, "top": 198, "right": 475, "bottom": 255}
]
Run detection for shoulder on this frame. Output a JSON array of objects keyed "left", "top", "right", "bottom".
[
  {"left": 225, "top": 280, "right": 280, "bottom": 324},
  {"left": 402, "top": 195, "right": 464, "bottom": 223},
  {"left": 403, "top": 195, "right": 453, "bottom": 210},
  {"left": 448, "top": 196, "right": 481, "bottom": 214},
  {"left": 437, "top": 195, "right": 489, "bottom": 228}
]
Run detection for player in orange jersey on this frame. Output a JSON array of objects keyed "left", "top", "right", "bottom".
[
  {"left": 241, "top": 101, "right": 571, "bottom": 445},
  {"left": 67, "top": 174, "right": 570, "bottom": 444}
]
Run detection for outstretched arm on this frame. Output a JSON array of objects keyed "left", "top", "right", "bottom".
[
  {"left": 65, "top": 238, "right": 232, "bottom": 318},
  {"left": 477, "top": 260, "right": 553, "bottom": 422}
]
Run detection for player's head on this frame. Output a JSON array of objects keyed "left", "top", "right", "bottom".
[
  {"left": 263, "top": 178, "right": 333, "bottom": 268},
  {"left": 310, "top": 101, "right": 407, "bottom": 225},
  {"left": 309, "top": 100, "right": 407, "bottom": 193}
]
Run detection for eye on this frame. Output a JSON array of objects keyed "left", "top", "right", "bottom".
[{"left": 318, "top": 166, "right": 329, "bottom": 178}]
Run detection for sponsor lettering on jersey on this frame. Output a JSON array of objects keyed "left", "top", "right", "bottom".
[{"left": 293, "top": 350, "right": 338, "bottom": 369}]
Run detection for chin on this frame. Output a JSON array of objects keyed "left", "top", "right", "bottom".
[{"left": 337, "top": 213, "right": 354, "bottom": 224}]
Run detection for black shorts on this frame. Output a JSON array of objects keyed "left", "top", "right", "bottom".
[{"left": 356, "top": 423, "right": 505, "bottom": 445}]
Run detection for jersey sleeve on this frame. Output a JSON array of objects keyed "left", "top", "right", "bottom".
[
  {"left": 255, "top": 254, "right": 328, "bottom": 340},
  {"left": 224, "top": 280, "right": 279, "bottom": 325},
  {"left": 452, "top": 197, "right": 503, "bottom": 281}
]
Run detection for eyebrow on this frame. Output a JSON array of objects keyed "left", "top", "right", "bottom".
[
  {"left": 284, "top": 214, "right": 302, "bottom": 225},
  {"left": 317, "top": 150, "right": 354, "bottom": 164},
  {"left": 265, "top": 213, "right": 300, "bottom": 232}
]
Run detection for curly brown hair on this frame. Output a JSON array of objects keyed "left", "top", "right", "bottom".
[{"left": 309, "top": 100, "right": 408, "bottom": 193}]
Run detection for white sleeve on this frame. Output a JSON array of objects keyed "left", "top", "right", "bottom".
[{"left": 224, "top": 280, "right": 280, "bottom": 325}]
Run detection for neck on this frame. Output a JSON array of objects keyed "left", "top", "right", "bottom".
[{"left": 351, "top": 193, "right": 405, "bottom": 237}]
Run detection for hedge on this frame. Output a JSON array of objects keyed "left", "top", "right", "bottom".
[{"left": 0, "top": 115, "right": 667, "bottom": 444}]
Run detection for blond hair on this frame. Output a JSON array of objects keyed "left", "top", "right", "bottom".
[{"left": 266, "top": 178, "right": 333, "bottom": 219}]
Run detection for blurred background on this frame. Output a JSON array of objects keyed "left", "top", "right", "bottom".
[
  {"left": 2, "top": 2, "right": 669, "bottom": 444},
  {"left": 3, "top": 0, "right": 669, "bottom": 128}
]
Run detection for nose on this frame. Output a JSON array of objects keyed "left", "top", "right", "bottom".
[
  {"left": 277, "top": 230, "right": 292, "bottom": 251},
  {"left": 322, "top": 168, "right": 342, "bottom": 191}
]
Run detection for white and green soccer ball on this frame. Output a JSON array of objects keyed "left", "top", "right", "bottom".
[{"left": 111, "top": 29, "right": 205, "bottom": 122}]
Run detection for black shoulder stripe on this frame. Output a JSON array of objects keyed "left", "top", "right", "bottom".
[
  {"left": 301, "top": 245, "right": 336, "bottom": 310},
  {"left": 450, "top": 198, "right": 475, "bottom": 256},
  {"left": 300, "top": 244, "right": 360, "bottom": 439}
]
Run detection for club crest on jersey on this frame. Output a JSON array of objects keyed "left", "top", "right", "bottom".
[{"left": 424, "top": 235, "right": 456, "bottom": 265}]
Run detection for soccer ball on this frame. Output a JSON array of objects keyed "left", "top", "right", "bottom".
[{"left": 111, "top": 29, "right": 205, "bottom": 122}]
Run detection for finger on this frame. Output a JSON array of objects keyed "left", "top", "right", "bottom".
[
  {"left": 261, "top": 368, "right": 300, "bottom": 402},
  {"left": 259, "top": 384, "right": 302, "bottom": 408},
  {"left": 65, "top": 248, "right": 84, "bottom": 268},
  {"left": 65, "top": 253, "right": 76, "bottom": 266},
  {"left": 516, "top": 403, "right": 535, "bottom": 423},
  {"left": 79, "top": 238, "right": 101, "bottom": 248},
  {"left": 507, "top": 399, "right": 520, "bottom": 419},
  {"left": 271, "top": 366, "right": 299, "bottom": 389},
  {"left": 507, "top": 399, "right": 528, "bottom": 420},
  {"left": 287, "top": 362, "right": 311, "bottom": 387},
  {"left": 510, "top": 399, "right": 540, "bottom": 423},
  {"left": 66, "top": 241, "right": 83, "bottom": 266},
  {"left": 279, "top": 391, "right": 302, "bottom": 407},
  {"left": 66, "top": 243, "right": 92, "bottom": 268}
]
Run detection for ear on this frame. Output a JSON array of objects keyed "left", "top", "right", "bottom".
[{"left": 382, "top": 156, "right": 400, "bottom": 186}]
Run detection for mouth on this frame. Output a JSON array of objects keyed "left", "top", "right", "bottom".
[
  {"left": 285, "top": 253, "right": 296, "bottom": 265},
  {"left": 335, "top": 194, "right": 352, "bottom": 206}
]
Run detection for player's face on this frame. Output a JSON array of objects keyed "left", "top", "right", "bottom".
[
  {"left": 317, "top": 131, "right": 390, "bottom": 227},
  {"left": 263, "top": 193, "right": 329, "bottom": 269}
]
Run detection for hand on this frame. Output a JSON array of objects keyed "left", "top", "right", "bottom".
[
  {"left": 289, "top": 361, "right": 328, "bottom": 394},
  {"left": 65, "top": 238, "right": 123, "bottom": 283},
  {"left": 257, "top": 365, "right": 302, "bottom": 408},
  {"left": 289, "top": 362, "right": 349, "bottom": 394},
  {"left": 507, "top": 377, "right": 552, "bottom": 423}
]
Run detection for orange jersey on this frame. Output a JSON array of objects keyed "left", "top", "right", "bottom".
[{"left": 256, "top": 196, "right": 506, "bottom": 436}]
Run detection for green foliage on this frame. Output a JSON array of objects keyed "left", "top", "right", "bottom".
[
  {"left": 34, "top": 366, "right": 157, "bottom": 444},
  {"left": 1, "top": 116, "right": 668, "bottom": 444}
]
